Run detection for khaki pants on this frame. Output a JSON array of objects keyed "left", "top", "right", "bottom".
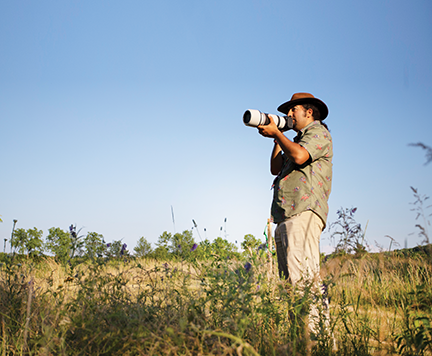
[
  {"left": 275, "top": 211, "right": 328, "bottom": 335},
  {"left": 275, "top": 210, "right": 324, "bottom": 284}
]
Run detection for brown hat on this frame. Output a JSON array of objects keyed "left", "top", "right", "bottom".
[{"left": 277, "top": 92, "right": 328, "bottom": 120}]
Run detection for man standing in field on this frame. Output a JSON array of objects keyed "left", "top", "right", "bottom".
[{"left": 257, "top": 92, "right": 333, "bottom": 288}]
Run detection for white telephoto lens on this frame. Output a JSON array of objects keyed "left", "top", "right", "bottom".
[
  {"left": 269, "top": 114, "right": 287, "bottom": 130},
  {"left": 243, "top": 109, "right": 266, "bottom": 127},
  {"left": 243, "top": 109, "right": 293, "bottom": 131}
]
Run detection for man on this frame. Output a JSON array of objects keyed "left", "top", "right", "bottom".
[{"left": 257, "top": 93, "right": 333, "bottom": 286}]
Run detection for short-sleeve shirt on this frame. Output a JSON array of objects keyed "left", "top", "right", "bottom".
[{"left": 271, "top": 120, "right": 333, "bottom": 227}]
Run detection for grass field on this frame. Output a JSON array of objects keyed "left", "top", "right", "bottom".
[{"left": 0, "top": 248, "right": 431, "bottom": 355}]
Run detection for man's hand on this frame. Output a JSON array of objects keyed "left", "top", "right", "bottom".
[
  {"left": 259, "top": 114, "right": 311, "bottom": 166},
  {"left": 257, "top": 115, "right": 280, "bottom": 138}
]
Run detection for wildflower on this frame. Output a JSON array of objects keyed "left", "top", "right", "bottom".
[
  {"left": 69, "top": 225, "right": 77, "bottom": 238},
  {"left": 120, "top": 243, "right": 127, "bottom": 256},
  {"left": 256, "top": 284, "right": 260, "bottom": 291},
  {"left": 321, "top": 282, "right": 329, "bottom": 299},
  {"left": 177, "top": 244, "right": 182, "bottom": 252},
  {"left": 106, "top": 243, "right": 111, "bottom": 248},
  {"left": 190, "top": 243, "right": 198, "bottom": 252},
  {"left": 258, "top": 243, "right": 267, "bottom": 251},
  {"left": 244, "top": 262, "right": 252, "bottom": 272},
  {"left": 163, "top": 262, "right": 169, "bottom": 269}
]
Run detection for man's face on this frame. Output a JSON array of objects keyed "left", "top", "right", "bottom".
[{"left": 287, "top": 105, "right": 313, "bottom": 132}]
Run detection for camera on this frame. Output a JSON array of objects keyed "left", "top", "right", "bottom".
[{"left": 243, "top": 109, "right": 293, "bottom": 131}]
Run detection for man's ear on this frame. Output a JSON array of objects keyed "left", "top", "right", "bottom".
[{"left": 306, "top": 108, "right": 314, "bottom": 119}]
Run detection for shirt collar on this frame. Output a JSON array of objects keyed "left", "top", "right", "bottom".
[{"left": 294, "top": 120, "right": 320, "bottom": 142}]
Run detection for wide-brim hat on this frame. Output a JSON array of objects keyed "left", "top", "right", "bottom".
[{"left": 277, "top": 92, "right": 328, "bottom": 120}]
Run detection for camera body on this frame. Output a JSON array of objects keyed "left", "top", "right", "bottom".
[{"left": 243, "top": 109, "right": 293, "bottom": 131}]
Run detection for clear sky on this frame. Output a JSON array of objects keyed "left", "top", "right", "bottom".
[{"left": 1, "top": 0, "right": 431, "bottom": 254}]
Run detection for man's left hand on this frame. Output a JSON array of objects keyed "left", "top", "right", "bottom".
[{"left": 257, "top": 115, "right": 280, "bottom": 138}]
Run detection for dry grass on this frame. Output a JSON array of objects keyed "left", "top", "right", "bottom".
[{"left": 1, "top": 251, "right": 431, "bottom": 355}]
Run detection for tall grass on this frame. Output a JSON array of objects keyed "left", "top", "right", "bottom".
[
  {"left": 322, "top": 251, "right": 432, "bottom": 355},
  {"left": 0, "top": 249, "right": 431, "bottom": 355}
]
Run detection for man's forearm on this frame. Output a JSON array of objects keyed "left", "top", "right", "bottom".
[
  {"left": 258, "top": 115, "right": 310, "bottom": 167},
  {"left": 273, "top": 131, "right": 310, "bottom": 166}
]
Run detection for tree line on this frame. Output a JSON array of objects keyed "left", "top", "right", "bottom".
[{"left": 5, "top": 224, "right": 264, "bottom": 264}]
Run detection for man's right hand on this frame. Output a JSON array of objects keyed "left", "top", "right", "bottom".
[{"left": 260, "top": 114, "right": 311, "bottom": 166}]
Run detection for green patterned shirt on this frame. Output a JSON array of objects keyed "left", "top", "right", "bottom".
[{"left": 271, "top": 120, "right": 333, "bottom": 227}]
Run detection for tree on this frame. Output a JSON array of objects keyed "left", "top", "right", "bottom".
[
  {"left": 106, "top": 240, "right": 129, "bottom": 259},
  {"left": 241, "top": 234, "right": 262, "bottom": 251},
  {"left": 46, "top": 227, "right": 73, "bottom": 263},
  {"left": 171, "top": 230, "right": 195, "bottom": 256},
  {"left": 153, "top": 245, "right": 169, "bottom": 260},
  {"left": 152, "top": 230, "right": 196, "bottom": 260},
  {"left": 156, "top": 231, "right": 172, "bottom": 249},
  {"left": 134, "top": 236, "right": 153, "bottom": 258},
  {"left": 153, "top": 231, "right": 171, "bottom": 260},
  {"left": 210, "top": 237, "right": 238, "bottom": 259},
  {"left": 197, "top": 239, "right": 212, "bottom": 259},
  {"left": 10, "top": 227, "right": 44, "bottom": 257},
  {"left": 84, "top": 232, "right": 105, "bottom": 260}
]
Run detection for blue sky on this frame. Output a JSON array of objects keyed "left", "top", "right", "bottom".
[{"left": 1, "top": 0, "right": 431, "bottom": 253}]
